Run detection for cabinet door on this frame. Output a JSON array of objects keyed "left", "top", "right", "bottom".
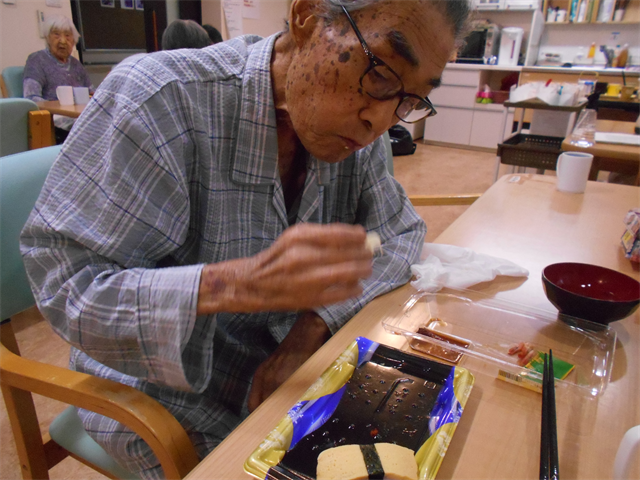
[
  {"left": 429, "top": 85, "right": 478, "bottom": 108},
  {"left": 423, "top": 107, "right": 473, "bottom": 145},
  {"left": 469, "top": 109, "right": 505, "bottom": 149},
  {"left": 441, "top": 69, "right": 481, "bottom": 87}
]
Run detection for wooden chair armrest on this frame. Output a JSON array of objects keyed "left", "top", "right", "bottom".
[
  {"left": 28, "top": 110, "right": 55, "bottom": 150},
  {"left": 0, "top": 76, "right": 8, "bottom": 98},
  {"left": 408, "top": 194, "right": 482, "bottom": 206},
  {"left": 0, "top": 343, "right": 199, "bottom": 479}
]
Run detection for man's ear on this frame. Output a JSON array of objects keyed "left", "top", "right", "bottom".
[{"left": 289, "top": 0, "right": 321, "bottom": 48}]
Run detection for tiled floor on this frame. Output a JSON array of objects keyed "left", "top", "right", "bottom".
[{"left": 0, "top": 142, "right": 499, "bottom": 480}]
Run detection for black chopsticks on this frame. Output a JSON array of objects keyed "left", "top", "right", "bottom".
[{"left": 540, "top": 350, "right": 559, "bottom": 480}]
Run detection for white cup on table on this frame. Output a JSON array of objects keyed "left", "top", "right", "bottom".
[
  {"left": 56, "top": 86, "right": 75, "bottom": 106},
  {"left": 556, "top": 152, "right": 594, "bottom": 193},
  {"left": 73, "top": 87, "right": 90, "bottom": 104}
]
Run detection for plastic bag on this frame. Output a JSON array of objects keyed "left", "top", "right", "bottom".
[
  {"left": 509, "top": 81, "right": 581, "bottom": 106},
  {"left": 537, "top": 83, "right": 581, "bottom": 106},
  {"left": 509, "top": 82, "right": 540, "bottom": 103}
]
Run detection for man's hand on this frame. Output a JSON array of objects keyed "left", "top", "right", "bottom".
[
  {"left": 197, "top": 223, "right": 373, "bottom": 314},
  {"left": 247, "top": 311, "right": 331, "bottom": 412}
]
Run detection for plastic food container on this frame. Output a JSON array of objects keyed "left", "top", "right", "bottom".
[
  {"left": 381, "top": 289, "right": 617, "bottom": 397},
  {"left": 244, "top": 337, "right": 474, "bottom": 480}
]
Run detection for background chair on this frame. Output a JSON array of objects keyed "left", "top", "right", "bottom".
[
  {"left": 0, "top": 98, "right": 53, "bottom": 156},
  {"left": 0, "top": 146, "right": 199, "bottom": 479},
  {"left": 1, "top": 66, "right": 25, "bottom": 98}
]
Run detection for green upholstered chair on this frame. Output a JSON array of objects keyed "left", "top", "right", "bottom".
[
  {"left": 0, "top": 98, "right": 39, "bottom": 157},
  {"left": 0, "top": 146, "right": 199, "bottom": 480},
  {"left": 1, "top": 66, "right": 25, "bottom": 98}
]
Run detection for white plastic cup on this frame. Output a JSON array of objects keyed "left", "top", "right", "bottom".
[
  {"left": 73, "top": 87, "right": 90, "bottom": 104},
  {"left": 556, "top": 9, "right": 567, "bottom": 22},
  {"left": 556, "top": 152, "right": 594, "bottom": 193},
  {"left": 56, "top": 86, "right": 75, "bottom": 105}
]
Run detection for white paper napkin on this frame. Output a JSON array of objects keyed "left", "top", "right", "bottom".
[{"left": 410, "top": 244, "right": 529, "bottom": 292}]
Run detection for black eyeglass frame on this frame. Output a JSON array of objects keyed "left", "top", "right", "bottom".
[{"left": 340, "top": 5, "right": 437, "bottom": 123}]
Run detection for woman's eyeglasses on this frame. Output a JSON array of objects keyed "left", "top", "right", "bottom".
[{"left": 341, "top": 5, "right": 437, "bottom": 123}]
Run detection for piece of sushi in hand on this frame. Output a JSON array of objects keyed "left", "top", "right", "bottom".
[
  {"left": 316, "top": 443, "right": 418, "bottom": 480},
  {"left": 365, "top": 232, "right": 382, "bottom": 255}
]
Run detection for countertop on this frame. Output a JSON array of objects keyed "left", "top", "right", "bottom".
[{"left": 445, "top": 62, "right": 640, "bottom": 76}]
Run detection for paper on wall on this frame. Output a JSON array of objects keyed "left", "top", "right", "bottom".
[
  {"left": 243, "top": 0, "right": 260, "bottom": 19},
  {"left": 223, "top": 0, "right": 243, "bottom": 38}
]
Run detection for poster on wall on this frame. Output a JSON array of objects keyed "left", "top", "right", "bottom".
[
  {"left": 223, "top": 0, "right": 243, "bottom": 38},
  {"left": 120, "top": 0, "right": 134, "bottom": 10},
  {"left": 135, "top": 0, "right": 144, "bottom": 10},
  {"left": 243, "top": 0, "right": 260, "bottom": 19},
  {"left": 100, "top": 0, "right": 115, "bottom": 7}
]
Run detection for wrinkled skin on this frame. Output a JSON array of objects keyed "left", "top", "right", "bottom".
[
  {"left": 197, "top": 0, "right": 456, "bottom": 411},
  {"left": 47, "top": 28, "right": 75, "bottom": 63}
]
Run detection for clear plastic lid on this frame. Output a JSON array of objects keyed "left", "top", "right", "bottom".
[{"left": 381, "top": 288, "right": 616, "bottom": 397}]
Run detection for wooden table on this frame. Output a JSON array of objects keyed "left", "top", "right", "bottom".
[
  {"left": 35, "top": 100, "right": 85, "bottom": 119},
  {"left": 186, "top": 174, "right": 640, "bottom": 480},
  {"left": 561, "top": 120, "right": 640, "bottom": 185}
]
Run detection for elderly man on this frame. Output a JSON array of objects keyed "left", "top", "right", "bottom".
[
  {"left": 21, "top": 0, "right": 470, "bottom": 478},
  {"left": 23, "top": 14, "right": 93, "bottom": 143}
]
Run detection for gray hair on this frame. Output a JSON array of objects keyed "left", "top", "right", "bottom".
[
  {"left": 161, "top": 20, "right": 213, "bottom": 50},
  {"left": 43, "top": 14, "right": 80, "bottom": 45},
  {"left": 318, "top": 0, "right": 472, "bottom": 42}
]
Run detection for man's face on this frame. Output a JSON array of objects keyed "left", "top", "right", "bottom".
[
  {"left": 47, "top": 28, "right": 75, "bottom": 63},
  {"left": 284, "top": 1, "right": 455, "bottom": 163}
]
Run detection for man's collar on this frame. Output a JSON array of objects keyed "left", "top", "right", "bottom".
[
  {"left": 229, "top": 34, "right": 333, "bottom": 188},
  {"left": 230, "top": 34, "right": 280, "bottom": 186}
]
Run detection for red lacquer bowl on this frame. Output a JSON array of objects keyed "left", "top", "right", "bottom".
[{"left": 542, "top": 263, "right": 640, "bottom": 325}]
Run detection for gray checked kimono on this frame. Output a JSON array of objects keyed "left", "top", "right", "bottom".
[{"left": 20, "top": 34, "right": 426, "bottom": 478}]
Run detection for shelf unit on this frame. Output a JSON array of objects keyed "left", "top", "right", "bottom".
[{"left": 543, "top": 0, "right": 640, "bottom": 24}]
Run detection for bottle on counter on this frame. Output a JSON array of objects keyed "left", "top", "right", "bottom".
[
  {"left": 617, "top": 44, "right": 629, "bottom": 68},
  {"left": 587, "top": 42, "right": 596, "bottom": 64},
  {"left": 569, "top": 109, "right": 597, "bottom": 148},
  {"left": 611, "top": 44, "right": 621, "bottom": 67}
]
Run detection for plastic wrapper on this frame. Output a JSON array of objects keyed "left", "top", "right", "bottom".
[{"left": 382, "top": 289, "right": 616, "bottom": 397}]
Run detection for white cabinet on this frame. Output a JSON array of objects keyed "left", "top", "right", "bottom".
[
  {"left": 424, "top": 107, "right": 474, "bottom": 145},
  {"left": 469, "top": 109, "right": 505, "bottom": 148},
  {"left": 441, "top": 69, "right": 481, "bottom": 87},
  {"left": 429, "top": 85, "right": 478, "bottom": 108},
  {"left": 423, "top": 65, "right": 518, "bottom": 150}
]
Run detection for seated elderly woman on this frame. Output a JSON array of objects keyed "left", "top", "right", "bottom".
[
  {"left": 23, "top": 14, "right": 92, "bottom": 144},
  {"left": 161, "top": 19, "right": 213, "bottom": 50}
]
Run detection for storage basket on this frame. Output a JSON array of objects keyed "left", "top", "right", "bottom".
[{"left": 497, "top": 133, "right": 564, "bottom": 171}]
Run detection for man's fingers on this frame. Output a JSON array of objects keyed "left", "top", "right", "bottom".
[{"left": 275, "top": 223, "right": 368, "bottom": 250}]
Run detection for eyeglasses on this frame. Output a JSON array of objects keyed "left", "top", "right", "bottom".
[{"left": 341, "top": 5, "right": 437, "bottom": 123}]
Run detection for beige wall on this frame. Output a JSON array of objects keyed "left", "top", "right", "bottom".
[
  {"left": 202, "top": 0, "right": 290, "bottom": 40},
  {"left": 1, "top": 0, "right": 76, "bottom": 72}
]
